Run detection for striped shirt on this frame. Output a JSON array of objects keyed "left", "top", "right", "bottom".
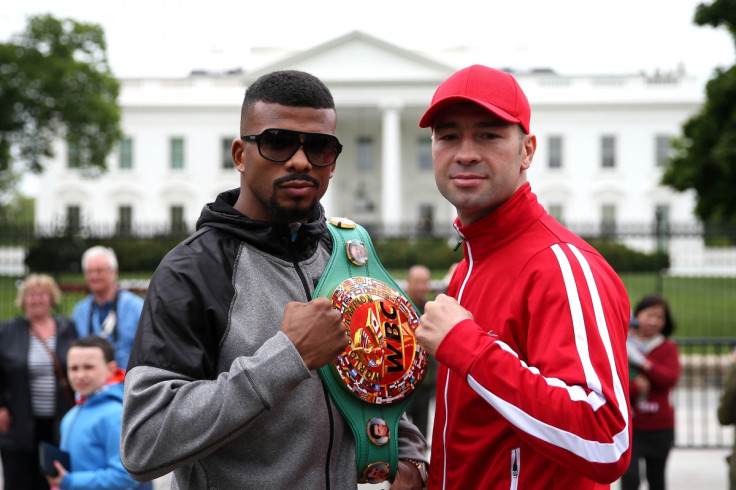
[{"left": 29, "top": 334, "right": 57, "bottom": 417}]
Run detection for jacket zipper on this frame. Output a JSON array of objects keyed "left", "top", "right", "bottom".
[
  {"left": 510, "top": 448, "right": 520, "bottom": 489},
  {"left": 442, "top": 225, "right": 473, "bottom": 489},
  {"left": 287, "top": 233, "right": 333, "bottom": 489}
]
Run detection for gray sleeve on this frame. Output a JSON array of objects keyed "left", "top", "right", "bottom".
[
  {"left": 120, "top": 331, "right": 311, "bottom": 481},
  {"left": 397, "top": 413, "right": 429, "bottom": 463}
]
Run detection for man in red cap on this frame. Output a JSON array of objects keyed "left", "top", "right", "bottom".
[{"left": 415, "top": 65, "right": 633, "bottom": 489}]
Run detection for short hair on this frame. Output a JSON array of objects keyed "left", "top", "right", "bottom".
[
  {"left": 82, "top": 246, "right": 118, "bottom": 272},
  {"left": 369, "top": 422, "right": 387, "bottom": 438},
  {"left": 71, "top": 335, "right": 116, "bottom": 363},
  {"left": 15, "top": 273, "right": 62, "bottom": 308},
  {"left": 241, "top": 70, "right": 335, "bottom": 128},
  {"left": 633, "top": 294, "right": 676, "bottom": 337}
]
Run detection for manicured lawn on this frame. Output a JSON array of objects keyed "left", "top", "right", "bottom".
[{"left": 621, "top": 273, "right": 736, "bottom": 339}]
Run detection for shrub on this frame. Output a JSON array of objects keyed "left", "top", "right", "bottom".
[
  {"left": 25, "top": 232, "right": 188, "bottom": 274},
  {"left": 373, "top": 237, "right": 462, "bottom": 271},
  {"left": 584, "top": 238, "right": 669, "bottom": 272}
]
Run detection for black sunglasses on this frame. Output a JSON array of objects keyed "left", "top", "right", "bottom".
[{"left": 241, "top": 128, "right": 343, "bottom": 167}]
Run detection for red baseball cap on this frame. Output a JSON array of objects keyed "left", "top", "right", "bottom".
[{"left": 419, "top": 65, "right": 530, "bottom": 133}]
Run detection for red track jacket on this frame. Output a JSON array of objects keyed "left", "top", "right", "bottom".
[{"left": 429, "top": 184, "right": 632, "bottom": 489}]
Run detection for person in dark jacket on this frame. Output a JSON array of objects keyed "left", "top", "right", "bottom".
[
  {"left": 120, "top": 70, "right": 427, "bottom": 489},
  {"left": 0, "top": 273, "right": 77, "bottom": 490},
  {"left": 404, "top": 264, "right": 437, "bottom": 438},
  {"left": 717, "top": 346, "right": 736, "bottom": 489}
]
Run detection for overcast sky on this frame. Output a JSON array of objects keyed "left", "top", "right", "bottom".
[{"left": 1, "top": 0, "right": 734, "bottom": 82}]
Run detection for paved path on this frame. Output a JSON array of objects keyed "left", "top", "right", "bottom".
[
  {"left": 350, "top": 448, "right": 731, "bottom": 490},
  {"left": 0, "top": 446, "right": 729, "bottom": 489},
  {"left": 2, "top": 388, "right": 732, "bottom": 489}
]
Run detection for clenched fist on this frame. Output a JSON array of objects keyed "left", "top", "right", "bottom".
[
  {"left": 280, "top": 297, "right": 348, "bottom": 370},
  {"left": 416, "top": 294, "right": 473, "bottom": 356}
]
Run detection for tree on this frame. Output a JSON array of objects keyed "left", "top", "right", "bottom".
[
  {"left": 0, "top": 14, "right": 122, "bottom": 201},
  {"left": 661, "top": 0, "right": 736, "bottom": 222}
]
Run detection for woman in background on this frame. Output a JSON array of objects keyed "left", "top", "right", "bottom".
[
  {"left": 622, "top": 294, "right": 681, "bottom": 490},
  {"left": 0, "top": 273, "right": 77, "bottom": 489}
]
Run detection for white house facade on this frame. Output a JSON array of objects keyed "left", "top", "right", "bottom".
[{"left": 36, "top": 31, "right": 702, "bottom": 245}]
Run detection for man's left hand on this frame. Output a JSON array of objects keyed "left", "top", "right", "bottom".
[{"left": 389, "top": 460, "right": 424, "bottom": 489}]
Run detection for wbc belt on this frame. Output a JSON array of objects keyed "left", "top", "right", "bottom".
[{"left": 315, "top": 217, "right": 428, "bottom": 484}]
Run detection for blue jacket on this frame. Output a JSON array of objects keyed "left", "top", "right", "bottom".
[
  {"left": 59, "top": 379, "right": 140, "bottom": 490},
  {"left": 71, "top": 290, "right": 144, "bottom": 369}
]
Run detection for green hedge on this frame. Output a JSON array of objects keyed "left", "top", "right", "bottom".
[
  {"left": 23, "top": 233, "right": 664, "bottom": 276},
  {"left": 584, "top": 238, "right": 669, "bottom": 272},
  {"left": 373, "top": 237, "right": 462, "bottom": 271},
  {"left": 25, "top": 233, "right": 188, "bottom": 274}
]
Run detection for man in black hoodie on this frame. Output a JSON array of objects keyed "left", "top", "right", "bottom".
[{"left": 121, "top": 70, "right": 427, "bottom": 489}]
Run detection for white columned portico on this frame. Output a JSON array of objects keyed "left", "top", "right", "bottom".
[{"left": 380, "top": 104, "right": 402, "bottom": 235}]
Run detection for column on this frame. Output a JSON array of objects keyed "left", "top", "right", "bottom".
[{"left": 381, "top": 105, "right": 402, "bottom": 235}]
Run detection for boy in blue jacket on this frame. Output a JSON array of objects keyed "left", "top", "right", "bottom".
[{"left": 46, "top": 336, "right": 149, "bottom": 490}]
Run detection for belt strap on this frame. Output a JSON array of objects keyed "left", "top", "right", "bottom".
[{"left": 315, "top": 217, "right": 427, "bottom": 484}]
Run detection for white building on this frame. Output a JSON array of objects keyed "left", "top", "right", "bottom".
[{"left": 36, "top": 31, "right": 701, "bottom": 241}]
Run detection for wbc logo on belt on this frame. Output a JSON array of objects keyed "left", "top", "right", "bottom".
[{"left": 329, "top": 277, "right": 427, "bottom": 404}]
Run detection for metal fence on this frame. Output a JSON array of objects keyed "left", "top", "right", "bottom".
[
  {"left": 675, "top": 339, "right": 735, "bottom": 449},
  {"left": 1, "top": 221, "right": 736, "bottom": 448}
]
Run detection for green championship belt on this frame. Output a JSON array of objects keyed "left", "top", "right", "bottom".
[{"left": 315, "top": 217, "right": 428, "bottom": 484}]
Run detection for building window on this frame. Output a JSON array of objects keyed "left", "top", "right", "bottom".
[
  {"left": 356, "top": 137, "right": 374, "bottom": 172},
  {"left": 119, "top": 137, "right": 133, "bottom": 169},
  {"left": 417, "top": 204, "right": 433, "bottom": 235},
  {"left": 170, "top": 205, "right": 186, "bottom": 233},
  {"left": 117, "top": 205, "right": 132, "bottom": 235},
  {"left": 655, "top": 135, "right": 673, "bottom": 167},
  {"left": 66, "top": 205, "right": 80, "bottom": 232},
  {"left": 417, "top": 137, "right": 432, "bottom": 171},
  {"left": 354, "top": 183, "right": 375, "bottom": 213},
  {"left": 601, "top": 135, "right": 616, "bottom": 168},
  {"left": 67, "top": 141, "right": 81, "bottom": 169},
  {"left": 655, "top": 204, "right": 670, "bottom": 224},
  {"left": 601, "top": 204, "right": 617, "bottom": 237},
  {"left": 221, "top": 137, "right": 233, "bottom": 169},
  {"left": 548, "top": 136, "right": 563, "bottom": 168},
  {"left": 170, "top": 137, "right": 185, "bottom": 169},
  {"left": 547, "top": 203, "right": 564, "bottom": 223},
  {"left": 655, "top": 204, "right": 670, "bottom": 251}
]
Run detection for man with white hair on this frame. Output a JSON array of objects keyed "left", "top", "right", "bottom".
[{"left": 71, "top": 246, "right": 144, "bottom": 368}]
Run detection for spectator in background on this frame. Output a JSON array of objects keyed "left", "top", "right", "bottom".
[
  {"left": 406, "top": 265, "right": 432, "bottom": 313},
  {"left": 717, "top": 345, "right": 736, "bottom": 490},
  {"left": 0, "top": 274, "right": 77, "bottom": 490},
  {"left": 441, "top": 262, "right": 459, "bottom": 294},
  {"left": 622, "top": 294, "right": 681, "bottom": 490},
  {"left": 45, "top": 336, "right": 150, "bottom": 490},
  {"left": 404, "top": 264, "right": 437, "bottom": 438},
  {"left": 71, "top": 246, "right": 144, "bottom": 368}
]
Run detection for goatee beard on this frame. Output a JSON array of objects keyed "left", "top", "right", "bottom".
[
  {"left": 267, "top": 197, "right": 319, "bottom": 222},
  {"left": 268, "top": 174, "right": 321, "bottom": 222}
]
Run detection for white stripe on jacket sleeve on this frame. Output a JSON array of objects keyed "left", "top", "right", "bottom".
[{"left": 466, "top": 243, "right": 629, "bottom": 464}]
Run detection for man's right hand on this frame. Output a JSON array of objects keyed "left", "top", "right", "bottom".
[
  {"left": 280, "top": 297, "right": 347, "bottom": 370},
  {"left": 417, "top": 294, "right": 473, "bottom": 356}
]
